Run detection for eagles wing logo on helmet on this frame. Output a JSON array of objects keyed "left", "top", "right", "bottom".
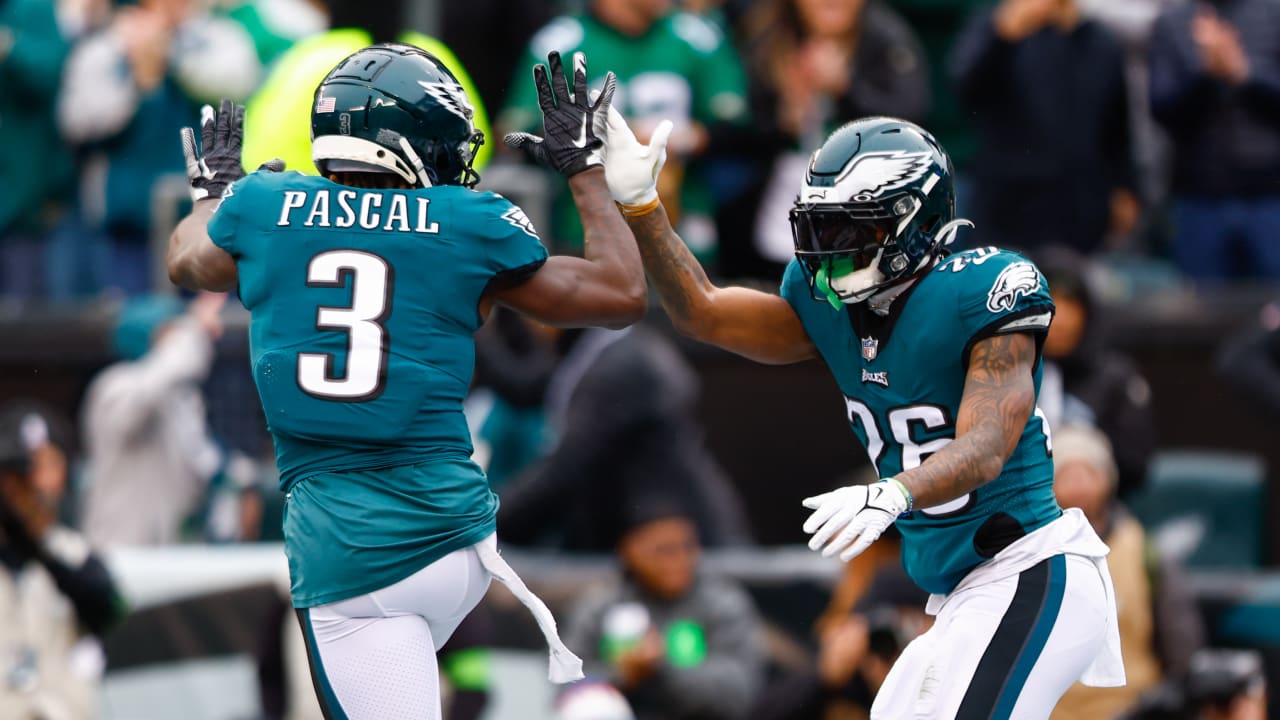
[
  {"left": 986, "top": 262, "right": 1042, "bottom": 313},
  {"left": 834, "top": 151, "right": 934, "bottom": 202},
  {"left": 418, "top": 81, "right": 474, "bottom": 122}
]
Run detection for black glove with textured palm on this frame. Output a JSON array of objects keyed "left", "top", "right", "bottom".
[
  {"left": 180, "top": 99, "right": 249, "bottom": 201},
  {"left": 504, "top": 51, "right": 616, "bottom": 177}
]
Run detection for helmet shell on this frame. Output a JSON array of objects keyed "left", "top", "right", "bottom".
[
  {"left": 311, "top": 43, "right": 483, "bottom": 187},
  {"left": 792, "top": 116, "right": 957, "bottom": 285}
]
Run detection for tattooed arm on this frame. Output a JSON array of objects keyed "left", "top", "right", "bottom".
[
  {"left": 624, "top": 204, "right": 816, "bottom": 365},
  {"left": 895, "top": 332, "right": 1038, "bottom": 507}
]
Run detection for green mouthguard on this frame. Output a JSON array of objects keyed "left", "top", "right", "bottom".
[{"left": 814, "top": 257, "right": 857, "bottom": 310}]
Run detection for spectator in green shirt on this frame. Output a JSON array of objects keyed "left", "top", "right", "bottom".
[{"left": 500, "top": 0, "right": 749, "bottom": 263}]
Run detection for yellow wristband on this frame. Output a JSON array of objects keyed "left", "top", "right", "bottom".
[{"left": 616, "top": 197, "right": 661, "bottom": 217}]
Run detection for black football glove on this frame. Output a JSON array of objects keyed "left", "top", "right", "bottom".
[
  {"left": 180, "top": 100, "right": 285, "bottom": 202},
  {"left": 504, "top": 51, "right": 616, "bottom": 178}
]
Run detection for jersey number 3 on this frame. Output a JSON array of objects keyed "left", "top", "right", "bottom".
[{"left": 297, "top": 250, "right": 392, "bottom": 401}]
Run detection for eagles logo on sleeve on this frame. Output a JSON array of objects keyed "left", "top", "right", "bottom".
[
  {"left": 986, "top": 262, "right": 1042, "bottom": 313},
  {"left": 502, "top": 206, "right": 539, "bottom": 239}
]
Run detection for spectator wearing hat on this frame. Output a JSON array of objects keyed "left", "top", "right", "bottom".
[
  {"left": 80, "top": 292, "right": 224, "bottom": 546},
  {"left": 749, "top": 562, "right": 930, "bottom": 720},
  {"left": 0, "top": 402, "right": 123, "bottom": 719},
  {"left": 563, "top": 499, "right": 764, "bottom": 720}
]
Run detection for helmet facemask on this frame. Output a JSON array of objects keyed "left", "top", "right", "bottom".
[{"left": 792, "top": 192, "right": 930, "bottom": 309}]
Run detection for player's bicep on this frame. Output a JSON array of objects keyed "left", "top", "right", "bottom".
[
  {"left": 956, "top": 332, "right": 1038, "bottom": 459},
  {"left": 491, "top": 255, "right": 644, "bottom": 329},
  {"left": 699, "top": 286, "right": 816, "bottom": 365},
  {"left": 167, "top": 200, "right": 238, "bottom": 291}
]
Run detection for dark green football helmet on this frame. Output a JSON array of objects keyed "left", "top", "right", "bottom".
[
  {"left": 790, "top": 116, "right": 968, "bottom": 306},
  {"left": 311, "top": 43, "right": 484, "bottom": 188}
]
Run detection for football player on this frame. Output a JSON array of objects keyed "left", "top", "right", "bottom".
[
  {"left": 167, "top": 46, "right": 645, "bottom": 719},
  {"left": 593, "top": 111, "right": 1126, "bottom": 718}
]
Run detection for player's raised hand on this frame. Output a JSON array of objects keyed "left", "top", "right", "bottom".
[
  {"left": 802, "top": 479, "right": 912, "bottom": 562},
  {"left": 600, "top": 104, "right": 672, "bottom": 214},
  {"left": 180, "top": 99, "right": 247, "bottom": 202},
  {"left": 504, "top": 51, "right": 616, "bottom": 177}
]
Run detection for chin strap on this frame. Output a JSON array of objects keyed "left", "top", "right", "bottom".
[
  {"left": 398, "top": 137, "right": 434, "bottom": 188},
  {"left": 935, "top": 218, "right": 974, "bottom": 248}
]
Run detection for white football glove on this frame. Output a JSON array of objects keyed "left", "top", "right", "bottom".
[
  {"left": 802, "top": 479, "right": 913, "bottom": 562},
  {"left": 600, "top": 103, "right": 672, "bottom": 209}
]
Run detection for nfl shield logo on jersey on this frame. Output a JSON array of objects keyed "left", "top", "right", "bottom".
[{"left": 861, "top": 337, "right": 879, "bottom": 361}]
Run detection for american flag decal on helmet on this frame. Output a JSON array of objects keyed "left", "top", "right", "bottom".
[{"left": 316, "top": 96, "right": 336, "bottom": 113}]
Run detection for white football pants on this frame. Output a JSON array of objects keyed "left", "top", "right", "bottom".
[
  {"left": 296, "top": 538, "right": 491, "bottom": 720},
  {"left": 871, "top": 553, "right": 1109, "bottom": 719}
]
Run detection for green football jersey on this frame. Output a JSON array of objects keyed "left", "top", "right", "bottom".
[
  {"left": 782, "top": 248, "right": 1061, "bottom": 595},
  {"left": 501, "top": 11, "right": 748, "bottom": 258},
  {"left": 208, "top": 170, "right": 547, "bottom": 606}
]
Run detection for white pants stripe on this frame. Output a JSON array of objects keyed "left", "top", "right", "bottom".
[{"left": 871, "top": 553, "right": 1110, "bottom": 719}]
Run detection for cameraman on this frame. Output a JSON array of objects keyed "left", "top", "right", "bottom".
[{"left": 0, "top": 403, "right": 123, "bottom": 719}]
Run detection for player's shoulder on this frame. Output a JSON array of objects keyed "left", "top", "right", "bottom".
[
  {"left": 932, "top": 247, "right": 1046, "bottom": 297},
  {"left": 225, "top": 169, "right": 316, "bottom": 200},
  {"left": 927, "top": 246, "right": 1051, "bottom": 320},
  {"left": 451, "top": 189, "right": 540, "bottom": 239}
]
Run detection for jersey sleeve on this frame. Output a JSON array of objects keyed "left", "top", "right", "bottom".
[
  {"left": 480, "top": 193, "right": 549, "bottom": 281},
  {"left": 207, "top": 171, "right": 273, "bottom": 257},
  {"left": 206, "top": 178, "right": 249, "bottom": 257},
  {"left": 951, "top": 250, "right": 1055, "bottom": 355},
  {"left": 779, "top": 258, "right": 812, "bottom": 312}
]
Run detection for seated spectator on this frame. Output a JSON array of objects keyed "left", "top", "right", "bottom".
[
  {"left": 1148, "top": 0, "right": 1280, "bottom": 283},
  {"left": 563, "top": 499, "right": 764, "bottom": 720},
  {"left": 1050, "top": 423, "right": 1204, "bottom": 720},
  {"left": 1036, "top": 246, "right": 1157, "bottom": 497},
  {"left": 55, "top": 0, "right": 259, "bottom": 297},
  {"left": 724, "top": 0, "right": 930, "bottom": 278},
  {"left": 951, "top": 0, "right": 1139, "bottom": 256},
  {"left": 496, "top": 322, "right": 752, "bottom": 550},
  {"left": 1185, "top": 649, "right": 1267, "bottom": 720},
  {"left": 0, "top": 402, "right": 124, "bottom": 719},
  {"left": 749, "top": 562, "right": 930, "bottom": 720},
  {"left": 80, "top": 293, "right": 225, "bottom": 546}
]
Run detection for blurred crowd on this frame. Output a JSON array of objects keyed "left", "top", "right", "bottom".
[
  {"left": 2, "top": 0, "right": 1280, "bottom": 304},
  {"left": 2, "top": 0, "right": 1279, "bottom": 718}
]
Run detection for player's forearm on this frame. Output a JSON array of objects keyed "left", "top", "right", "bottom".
[
  {"left": 894, "top": 424, "right": 1010, "bottom": 508},
  {"left": 896, "top": 334, "right": 1035, "bottom": 507},
  {"left": 624, "top": 203, "right": 718, "bottom": 337},
  {"left": 567, "top": 168, "right": 647, "bottom": 312},
  {"left": 167, "top": 200, "right": 236, "bottom": 291}
]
